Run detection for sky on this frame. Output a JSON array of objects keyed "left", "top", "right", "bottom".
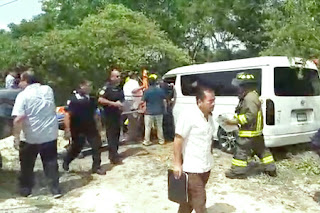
[{"left": 0, "top": 0, "right": 43, "bottom": 30}]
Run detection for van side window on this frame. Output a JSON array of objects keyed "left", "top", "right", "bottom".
[{"left": 181, "top": 69, "right": 261, "bottom": 96}]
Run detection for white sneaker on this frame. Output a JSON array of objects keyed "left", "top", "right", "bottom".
[
  {"left": 142, "top": 141, "right": 152, "bottom": 146},
  {"left": 158, "top": 141, "right": 165, "bottom": 145}
]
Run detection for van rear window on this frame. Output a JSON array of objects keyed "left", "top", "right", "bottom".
[
  {"left": 274, "top": 67, "right": 320, "bottom": 96},
  {"left": 181, "top": 69, "right": 261, "bottom": 96}
]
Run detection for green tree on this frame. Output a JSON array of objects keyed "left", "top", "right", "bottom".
[
  {"left": 263, "top": 0, "right": 320, "bottom": 59},
  {"left": 1, "top": 4, "right": 190, "bottom": 104},
  {"left": 112, "top": 0, "right": 271, "bottom": 61}
]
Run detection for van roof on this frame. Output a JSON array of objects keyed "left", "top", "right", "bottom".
[{"left": 164, "top": 56, "right": 318, "bottom": 76}]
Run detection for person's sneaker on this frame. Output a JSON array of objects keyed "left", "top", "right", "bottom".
[
  {"left": 62, "top": 161, "right": 69, "bottom": 171},
  {"left": 51, "top": 187, "right": 62, "bottom": 199},
  {"left": 92, "top": 168, "right": 106, "bottom": 175},
  {"left": 19, "top": 187, "right": 32, "bottom": 197},
  {"left": 142, "top": 141, "right": 152, "bottom": 146},
  {"left": 225, "top": 170, "right": 247, "bottom": 179},
  {"left": 158, "top": 140, "right": 165, "bottom": 145}
]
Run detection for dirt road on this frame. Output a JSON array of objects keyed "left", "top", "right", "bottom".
[{"left": 0, "top": 135, "right": 320, "bottom": 213}]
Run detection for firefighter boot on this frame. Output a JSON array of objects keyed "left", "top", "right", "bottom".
[
  {"left": 264, "top": 163, "right": 277, "bottom": 177},
  {"left": 225, "top": 168, "right": 248, "bottom": 179}
]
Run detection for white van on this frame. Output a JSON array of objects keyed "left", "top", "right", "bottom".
[{"left": 163, "top": 56, "right": 320, "bottom": 152}]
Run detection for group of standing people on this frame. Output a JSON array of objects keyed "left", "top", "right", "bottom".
[
  {"left": 9, "top": 67, "right": 169, "bottom": 198},
  {"left": 6, "top": 66, "right": 276, "bottom": 211}
]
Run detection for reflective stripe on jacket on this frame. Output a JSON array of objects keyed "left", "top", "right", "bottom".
[{"left": 236, "top": 90, "right": 263, "bottom": 138}]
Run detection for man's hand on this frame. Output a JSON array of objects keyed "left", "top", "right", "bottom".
[
  {"left": 13, "top": 137, "right": 20, "bottom": 150},
  {"left": 113, "top": 101, "right": 123, "bottom": 110},
  {"left": 64, "top": 129, "right": 71, "bottom": 140},
  {"left": 173, "top": 163, "right": 182, "bottom": 179},
  {"left": 225, "top": 118, "right": 239, "bottom": 126}
]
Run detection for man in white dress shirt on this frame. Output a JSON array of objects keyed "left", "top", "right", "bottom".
[
  {"left": 12, "top": 71, "right": 61, "bottom": 198},
  {"left": 173, "top": 87, "right": 215, "bottom": 213}
]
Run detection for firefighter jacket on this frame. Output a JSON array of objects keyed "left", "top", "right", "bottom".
[{"left": 235, "top": 90, "right": 263, "bottom": 138}]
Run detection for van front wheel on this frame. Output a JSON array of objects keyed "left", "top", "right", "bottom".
[{"left": 217, "top": 127, "right": 237, "bottom": 154}]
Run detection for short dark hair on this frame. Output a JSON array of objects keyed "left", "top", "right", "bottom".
[
  {"left": 79, "top": 79, "right": 92, "bottom": 87},
  {"left": 196, "top": 87, "right": 214, "bottom": 102},
  {"left": 21, "top": 70, "right": 38, "bottom": 84}
]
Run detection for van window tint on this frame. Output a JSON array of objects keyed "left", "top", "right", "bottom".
[
  {"left": 181, "top": 69, "right": 261, "bottom": 96},
  {"left": 163, "top": 76, "right": 176, "bottom": 100},
  {"left": 163, "top": 76, "right": 176, "bottom": 85},
  {"left": 274, "top": 67, "right": 320, "bottom": 96}
]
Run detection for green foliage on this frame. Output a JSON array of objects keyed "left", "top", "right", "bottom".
[
  {"left": 295, "top": 156, "right": 320, "bottom": 175},
  {"left": 1, "top": 4, "right": 190, "bottom": 104},
  {"left": 113, "top": 0, "right": 270, "bottom": 61},
  {"left": 263, "top": 0, "right": 320, "bottom": 59},
  {"left": 0, "top": 33, "right": 24, "bottom": 71}
]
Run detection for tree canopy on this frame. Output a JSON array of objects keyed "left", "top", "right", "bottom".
[
  {"left": 263, "top": 0, "right": 320, "bottom": 59},
  {"left": 0, "top": 4, "right": 190, "bottom": 103},
  {"left": 2, "top": 0, "right": 320, "bottom": 103}
]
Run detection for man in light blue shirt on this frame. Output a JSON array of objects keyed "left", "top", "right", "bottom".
[{"left": 12, "top": 71, "right": 61, "bottom": 198}]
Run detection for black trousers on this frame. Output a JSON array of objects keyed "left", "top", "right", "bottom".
[
  {"left": 64, "top": 126, "right": 102, "bottom": 171},
  {"left": 105, "top": 114, "right": 121, "bottom": 160},
  {"left": 19, "top": 140, "right": 59, "bottom": 190}
]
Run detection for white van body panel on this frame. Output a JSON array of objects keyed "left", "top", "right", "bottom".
[{"left": 164, "top": 56, "right": 320, "bottom": 147}]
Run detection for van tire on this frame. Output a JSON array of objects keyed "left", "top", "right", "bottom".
[{"left": 217, "top": 127, "right": 237, "bottom": 154}]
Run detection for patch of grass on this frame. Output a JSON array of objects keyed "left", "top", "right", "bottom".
[
  {"left": 294, "top": 156, "right": 320, "bottom": 175},
  {"left": 277, "top": 155, "right": 320, "bottom": 175}
]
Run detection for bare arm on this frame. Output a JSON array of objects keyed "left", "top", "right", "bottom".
[
  {"left": 98, "top": 97, "right": 122, "bottom": 108},
  {"left": 13, "top": 115, "right": 25, "bottom": 149},
  {"left": 13, "top": 115, "right": 24, "bottom": 138},
  {"left": 132, "top": 86, "right": 144, "bottom": 94},
  {"left": 64, "top": 112, "right": 71, "bottom": 132},
  {"left": 173, "top": 134, "right": 184, "bottom": 179}
]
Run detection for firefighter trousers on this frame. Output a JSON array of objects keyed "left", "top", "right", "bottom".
[{"left": 230, "top": 135, "right": 276, "bottom": 175}]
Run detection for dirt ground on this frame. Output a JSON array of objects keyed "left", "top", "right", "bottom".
[{"left": 1, "top": 133, "right": 320, "bottom": 213}]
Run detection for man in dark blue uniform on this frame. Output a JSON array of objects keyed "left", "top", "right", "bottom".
[
  {"left": 98, "top": 69, "right": 124, "bottom": 164},
  {"left": 63, "top": 80, "right": 105, "bottom": 175}
]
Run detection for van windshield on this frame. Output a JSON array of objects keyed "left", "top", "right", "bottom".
[{"left": 274, "top": 67, "right": 320, "bottom": 96}]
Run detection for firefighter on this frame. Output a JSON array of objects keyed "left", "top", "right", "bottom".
[{"left": 225, "top": 72, "right": 277, "bottom": 179}]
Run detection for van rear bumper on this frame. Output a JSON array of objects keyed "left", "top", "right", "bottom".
[{"left": 264, "top": 130, "right": 317, "bottom": 147}]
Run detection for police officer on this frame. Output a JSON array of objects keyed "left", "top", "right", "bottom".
[
  {"left": 98, "top": 69, "right": 124, "bottom": 164},
  {"left": 63, "top": 80, "right": 106, "bottom": 175},
  {"left": 225, "top": 72, "right": 277, "bottom": 179}
]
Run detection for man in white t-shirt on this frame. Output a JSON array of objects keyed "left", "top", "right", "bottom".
[
  {"left": 123, "top": 72, "right": 143, "bottom": 142},
  {"left": 5, "top": 71, "right": 18, "bottom": 89},
  {"left": 11, "top": 71, "right": 61, "bottom": 198},
  {"left": 173, "top": 87, "right": 215, "bottom": 213}
]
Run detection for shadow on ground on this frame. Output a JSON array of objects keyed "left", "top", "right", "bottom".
[
  {"left": 60, "top": 171, "right": 93, "bottom": 194},
  {"left": 271, "top": 143, "right": 312, "bottom": 161},
  {"left": 120, "top": 146, "right": 148, "bottom": 159},
  {"left": 0, "top": 168, "right": 94, "bottom": 201},
  {"left": 0, "top": 169, "right": 19, "bottom": 200},
  {"left": 207, "top": 203, "right": 236, "bottom": 213}
]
